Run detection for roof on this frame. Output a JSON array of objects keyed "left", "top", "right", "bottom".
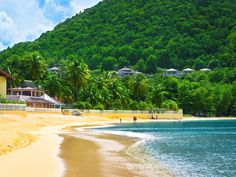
[
  {"left": 9, "top": 87, "right": 43, "bottom": 91},
  {"left": 166, "top": 68, "right": 177, "bottom": 72},
  {"left": 0, "top": 69, "right": 15, "bottom": 80},
  {"left": 49, "top": 67, "right": 59, "bottom": 71},
  {"left": 22, "top": 96, "right": 54, "bottom": 104},
  {"left": 6, "top": 95, "right": 25, "bottom": 102},
  {"left": 118, "top": 67, "right": 133, "bottom": 72},
  {"left": 183, "top": 68, "right": 194, "bottom": 72},
  {"left": 6, "top": 95, "right": 54, "bottom": 104},
  {"left": 44, "top": 94, "right": 65, "bottom": 105},
  {"left": 9, "top": 80, "right": 43, "bottom": 91},
  {"left": 200, "top": 68, "right": 211, "bottom": 71},
  {"left": 21, "top": 80, "right": 36, "bottom": 88}
]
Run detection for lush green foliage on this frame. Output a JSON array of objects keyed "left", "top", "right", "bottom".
[
  {"left": 0, "top": 0, "right": 235, "bottom": 116},
  {"left": 0, "top": 0, "right": 236, "bottom": 72},
  {"left": 39, "top": 64, "right": 235, "bottom": 116}
]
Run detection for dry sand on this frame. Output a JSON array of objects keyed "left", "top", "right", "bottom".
[{"left": 0, "top": 111, "right": 142, "bottom": 177}]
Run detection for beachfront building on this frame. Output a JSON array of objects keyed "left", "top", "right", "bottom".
[
  {"left": 118, "top": 67, "right": 142, "bottom": 77},
  {"left": 7, "top": 80, "right": 63, "bottom": 108},
  {"left": 163, "top": 68, "right": 182, "bottom": 77},
  {"left": 183, "top": 68, "right": 194, "bottom": 74},
  {"left": 0, "top": 69, "right": 14, "bottom": 98}
]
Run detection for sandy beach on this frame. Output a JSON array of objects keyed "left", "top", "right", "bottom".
[
  {"left": 59, "top": 125, "right": 176, "bottom": 177},
  {"left": 0, "top": 111, "right": 151, "bottom": 177},
  {"left": 0, "top": 112, "right": 113, "bottom": 177},
  {"left": 0, "top": 111, "right": 235, "bottom": 177}
]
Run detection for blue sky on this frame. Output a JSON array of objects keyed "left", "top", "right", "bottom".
[{"left": 0, "top": 0, "right": 101, "bottom": 51}]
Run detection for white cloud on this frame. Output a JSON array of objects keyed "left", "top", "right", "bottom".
[
  {"left": 0, "top": 0, "right": 101, "bottom": 51},
  {"left": 0, "top": 11, "right": 18, "bottom": 45},
  {"left": 0, "top": 0, "right": 54, "bottom": 50},
  {"left": 70, "top": 0, "right": 102, "bottom": 14},
  {"left": 0, "top": 42, "right": 7, "bottom": 51},
  {"left": 70, "top": 0, "right": 86, "bottom": 13},
  {"left": 41, "top": 0, "right": 72, "bottom": 21}
]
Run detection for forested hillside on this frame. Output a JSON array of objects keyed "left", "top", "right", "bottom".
[
  {"left": 0, "top": 0, "right": 235, "bottom": 116},
  {"left": 0, "top": 0, "right": 236, "bottom": 73}
]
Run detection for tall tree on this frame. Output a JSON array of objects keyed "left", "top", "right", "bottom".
[
  {"left": 65, "top": 59, "right": 90, "bottom": 101},
  {"left": 23, "top": 52, "right": 47, "bottom": 80},
  {"left": 148, "top": 84, "right": 168, "bottom": 107},
  {"left": 129, "top": 74, "right": 148, "bottom": 101},
  {"left": 41, "top": 73, "right": 62, "bottom": 97}
]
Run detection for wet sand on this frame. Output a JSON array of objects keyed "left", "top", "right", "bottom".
[
  {"left": 60, "top": 135, "right": 102, "bottom": 177},
  {"left": 59, "top": 126, "right": 174, "bottom": 177},
  {"left": 60, "top": 133, "right": 144, "bottom": 177}
]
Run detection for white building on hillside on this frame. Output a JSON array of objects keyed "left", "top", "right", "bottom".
[
  {"left": 200, "top": 68, "right": 211, "bottom": 72},
  {"left": 183, "top": 68, "right": 194, "bottom": 74},
  {"left": 118, "top": 67, "right": 141, "bottom": 77},
  {"left": 163, "top": 68, "right": 183, "bottom": 77}
]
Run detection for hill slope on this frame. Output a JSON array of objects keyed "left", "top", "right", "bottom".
[{"left": 0, "top": 0, "right": 236, "bottom": 73}]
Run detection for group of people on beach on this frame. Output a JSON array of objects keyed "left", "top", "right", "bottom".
[
  {"left": 119, "top": 114, "right": 158, "bottom": 124},
  {"left": 119, "top": 116, "right": 138, "bottom": 124}
]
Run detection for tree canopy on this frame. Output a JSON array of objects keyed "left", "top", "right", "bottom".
[
  {"left": 0, "top": 0, "right": 236, "bottom": 72},
  {"left": 0, "top": 0, "right": 235, "bottom": 116}
]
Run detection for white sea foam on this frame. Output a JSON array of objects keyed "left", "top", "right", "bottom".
[
  {"left": 93, "top": 129, "right": 154, "bottom": 139},
  {"left": 74, "top": 124, "right": 115, "bottom": 132}
]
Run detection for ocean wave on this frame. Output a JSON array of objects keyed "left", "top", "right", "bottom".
[{"left": 93, "top": 129, "right": 155, "bottom": 139}]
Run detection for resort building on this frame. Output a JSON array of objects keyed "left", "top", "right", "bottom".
[
  {"left": 200, "top": 68, "right": 211, "bottom": 72},
  {"left": 183, "top": 68, "right": 194, "bottom": 74},
  {"left": 163, "top": 68, "right": 183, "bottom": 77},
  {"left": 163, "top": 68, "right": 213, "bottom": 77},
  {"left": 7, "top": 80, "right": 63, "bottom": 108},
  {"left": 118, "top": 67, "right": 142, "bottom": 77},
  {"left": 0, "top": 69, "right": 14, "bottom": 98}
]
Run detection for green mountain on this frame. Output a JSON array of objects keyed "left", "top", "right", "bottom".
[{"left": 1, "top": 0, "right": 236, "bottom": 73}]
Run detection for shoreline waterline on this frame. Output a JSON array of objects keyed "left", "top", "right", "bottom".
[
  {"left": 0, "top": 114, "right": 236, "bottom": 177},
  {"left": 94, "top": 120, "right": 236, "bottom": 177},
  {"left": 59, "top": 124, "right": 175, "bottom": 177}
]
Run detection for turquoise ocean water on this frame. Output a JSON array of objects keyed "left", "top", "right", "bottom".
[{"left": 94, "top": 120, "right": 236, "bottom": 177}]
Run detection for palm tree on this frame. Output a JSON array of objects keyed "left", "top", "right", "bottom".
[
  {"left": 24, "top": 52, "right": 47, "bottom": 80},
  {"left": 65, "top": 59, "right": 90, "bottom": 101},
  {"left": 42, "top": 73, "right": 62, "bottom": 97},
  {"left": 150, "top": 84, "right": 168, "bottom": 107},
  {"left": 129, "top": 74, "right": 147, "bottom": 101},
  {"left": 108, "top": 78, "right": 129, "bottom": 109}
]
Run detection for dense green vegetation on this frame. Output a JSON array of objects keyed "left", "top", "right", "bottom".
[
  {"left": 3, "top": 51, "right": 235, "bottom": 116},
  {"left": 0, "top": 0, "right": 236, "bottom": 72},
  {"left": 39, "top": 60, "right": 235, "bottom": 116},
  {"left": 0, "top": 0, "right": 235, "bottom": 116}
]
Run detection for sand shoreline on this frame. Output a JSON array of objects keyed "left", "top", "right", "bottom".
[
  {"left": 61, "top": 126, "right": 176, "bottom": 177},
  {"left": 0, "top": 112, "right": 235, "bottom": 177},
  {"left": 0, "top": 113, "right": 138, "bottom": 177}
]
